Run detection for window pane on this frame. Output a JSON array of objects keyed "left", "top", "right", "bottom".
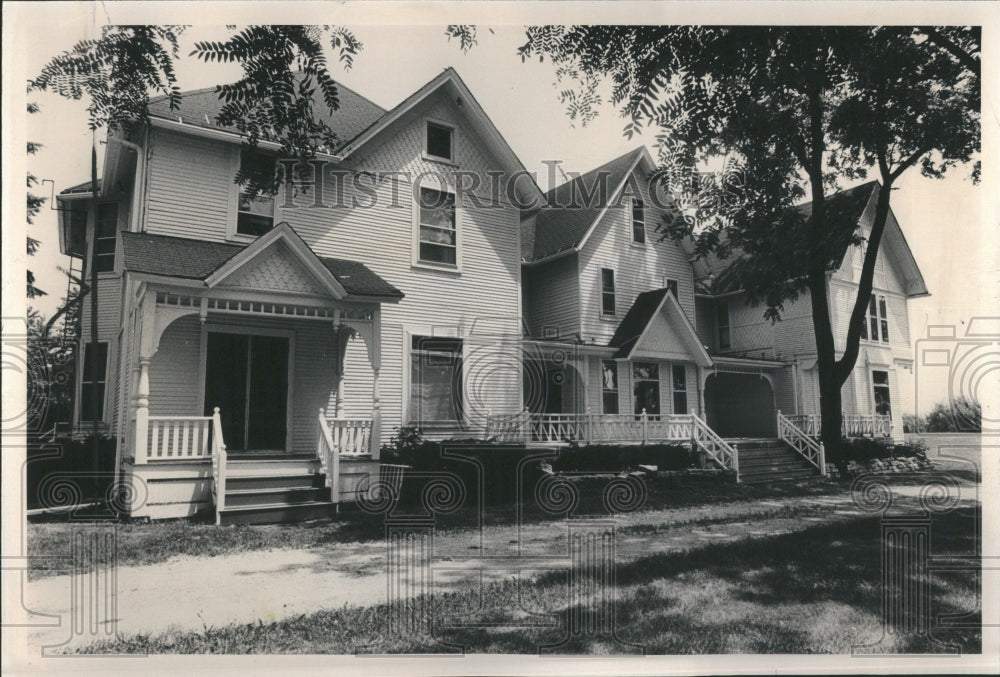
[
  {"left": 717, "top": 303, "right": 729, "bottom": 326},
  {"left": 673, "top": 392, "right": 687, "bottom": 415},
  {"left": 870, "top": 317, "right": 879, "bottom": 340},
  {"left": 880, "top": 319, "right": 889, "bottom": 342},
  {"left": 719, "top": 327, "right": 731, "bottom": 351},
  {"left": 419, "top": 243, "right": 457, "bottom": 265},
  {"left": 872, "top": 370, "right": 889, "bottom": 385},
  {"left": 410, "top": 335, "right": 462, "bottom": 421},
  {"left": 237, "top": 212, "right": 274, "bottom": 237},
  {"left": 239, "top": 194, "right": 274, "bottom": 217},
  {"left": 601, "top": 361, "right": 618, "bottom": 391},
  {"left": 96, "top": 254, "right": 115, "bottom": 273},
  {"left": 633, "top": 363, "right": 658, "bottom": 381},
  {"left": 603, "top": 391, "right": 619, "bottom": 415},
  {"left": 672, "top": 365, "right": 687, "bottom": 391},
  {"left": 634, "top": 381, "right": 660, "bottom": 415},
  {"left": 601, "top": 269, "right": 615, "bottom": 292},
  {"left": 666, "top": 280, "right": 678, "bottom": 299},
  {"left": 426, "top": 122, "right": 453, "bottom": 159},
  {"left": 96, "top": 238, "right": 117, "bottom": 255},
  {"left": 860, "top": 315, "right": 868, "bottom": 339},
  {"left": 602, "top": 292, "right": 615, "bottom": 315},
  {"left": 96, "top": 203, "right": 118, "bottom": 236},
  {"left": 869, "top": 294, "right": 877, "bottom": 315},
  {"left": 81, "top": 342, "right": 108, "bottom": 421},
  {"left": 420, "top": 225, "right": 456, "bottom": 245}
]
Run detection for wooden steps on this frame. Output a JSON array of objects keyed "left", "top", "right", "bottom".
[
  {"left": 216, "top": 457, "right": 334, "bottom": 525},
  {"left": 731, "top": 438, "right": 824, "bottom": 484}
]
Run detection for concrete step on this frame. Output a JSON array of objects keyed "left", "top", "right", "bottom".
[
  {"left": 224, "top": 486, "right": 329, "bottom": 508},
  {"left": 218, "top": 500, "right": 333, "bottom": 525},
  {"left": 741, "top": 468, "right": 821, "bottom": 483},
  {"left": 225, "top": 458, "right": 320, "bottom": 477},
  {"left": 226, "top": 473, "right": 321, "bottom": 491},
  {"left": 738, "top": 457, "right": 815, "bottom": 470}
]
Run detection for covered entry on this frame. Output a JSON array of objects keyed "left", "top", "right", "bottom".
[{"left": 704, "top": 371, "right": 776, "bottom": 437}]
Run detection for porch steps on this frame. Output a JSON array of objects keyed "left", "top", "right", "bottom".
[
  {"left": 217, "top": 458, "right": 333, "bottom": 525},
  {"left": 730, "top": 438, "right": 823, "bottom": 484}
]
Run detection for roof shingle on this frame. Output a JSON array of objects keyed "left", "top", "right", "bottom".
[{"left": 120, "top": 231, "right": 403, "bottom": 299}]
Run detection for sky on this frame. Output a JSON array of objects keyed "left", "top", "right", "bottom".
[{"left": 11, "top": 11, "right": 997, "bottom": 416}]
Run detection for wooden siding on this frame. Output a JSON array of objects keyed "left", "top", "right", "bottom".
[
  {"left": 694, "top": 298, "right": 715, "bottom": 350},
  {"left": 80, "top": 278, "right": 123, "bottom": 338},
  {"left": 577, "top": 166, "right": 697, "bottom": 345},
  {"left": 139, "top": 90, "right": 523, "bottom": 439},
  {"left": 144, "top": 129, "right": 233, "bottom": 241},
  {"left": 524, "top": 254, "right": 579, "bottom": 340}
]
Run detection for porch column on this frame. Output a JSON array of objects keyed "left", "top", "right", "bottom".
[
  {"left": 370, "top": 307, "right": 382, "bottom": 459},
  {"left": 133, "top": 358, "right": 150, "bottom": 464}
]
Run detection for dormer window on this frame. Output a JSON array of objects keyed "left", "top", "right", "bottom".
[
  {"left": 236, "top": 150, "right": 276, "bottom": 237},
  {"left": 631, "top": 197, "right": 645, "bottom": 244},
  {"left": 425, "top": 121, "right": 454, "bottom": 162}
]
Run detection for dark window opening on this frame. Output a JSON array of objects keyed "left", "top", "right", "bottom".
[
  {"left": 672, "top": 364, "right": 688, "bottom": 415},
  {"left": 601, "top": 268, "right": 616, "bottom": 316},
  {"left": 237, "top": 151, "right": 277, "bottom": 236},
  {"left": 426, "top": 122, "right": 453, "bottom": 161},
  {"left": 633, "top": 362, "right": 660, "bottom": 416},
  {"left": 410, "top": 335, "right": 463, "bottom": 422},
  {"left": 80, "top": 342, "right": 108, "bottom": 421},
  {"left": 631, "top": 197, "right": 645, "bottom": 243},
  {"left": 601, "top": 360, "right": 619, "bottom": 414}
]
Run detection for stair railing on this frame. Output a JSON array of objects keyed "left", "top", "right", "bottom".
[
  {"left": 689, "top": 410, "right": 740, "bottom": 481},
  {"left": 777, "top": 410, "right": 825, "bottom": 475},
  {"left": 317, "top": 409, "right": 339, "bottom": 505},
  {"left": 211, "top": 407, "right": 228, "bottom": 525}
]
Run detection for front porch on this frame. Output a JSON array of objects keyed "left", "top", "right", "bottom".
[{"left": 116, "top": 225, "right": 403, "bottom": 521}]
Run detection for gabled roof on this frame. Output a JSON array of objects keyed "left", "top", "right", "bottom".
[
  {"left": 147, "top": 80, "right": 386, "bottom": 152},
  {"left": 608, "top": 288, "right": 713, "bottom": 366},
  {"left": 523, "top": 147, "right": 651, "bottom": 262},
  {"left": 693, "top": 181, "right": 928, "bottom": 298},
  {"left": 59, "top": 179, "right": 101, "bottom": 196},
  {"left": 120, "top": 227, "right": 403, "bottom": 300}
]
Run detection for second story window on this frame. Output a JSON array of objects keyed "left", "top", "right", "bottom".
[
  {"left": 418, "top": 187, "right": 457, "bottom": 265},
  {"left": 717, "top": 302, "right": 731, "bottom": 351},
  {"left": 863, "top": 294, "right": 890, "bottom": 343},
  {"left": 600, "top": 268, "right": 616, "bottom": 316},
  {"left": 94, "top": 202, "right": 118, "bottom": 273},
  {"left": 237, "top": 151, "right": 276, "bottom": 237},
  {"left": 631, "top": 197, "right": 645, "bottom": 244},
  {"left": 426, "top": 121, "right": 454, "bottom": 162}
]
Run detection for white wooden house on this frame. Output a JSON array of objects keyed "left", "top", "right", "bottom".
[{"left": 56, "top": 75, "right": 927, "bottom": 521}]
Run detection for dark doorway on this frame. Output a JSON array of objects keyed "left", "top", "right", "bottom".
[
  {"left": 704, "top": 372, "right": 776, "bottom": 437},
  {"left": 204, "top": 332, "right": 289, "bottom": 452}
]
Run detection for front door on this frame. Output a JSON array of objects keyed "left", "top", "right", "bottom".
[{"left": 204, "top": 332, "right": 289, "bottom": 452}]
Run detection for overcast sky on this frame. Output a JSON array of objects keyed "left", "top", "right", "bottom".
[{"left": 13, "top": 11, "right": 995, "bottom": 415}]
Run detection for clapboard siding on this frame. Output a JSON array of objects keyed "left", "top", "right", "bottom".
[
  {"left": 138, "top": 91, "right": 523, "bottom": 441},
  {"left": 148, "top": 315, "right": 201, "bottom": 416},
  {"left": 524, "top": 254, "right": 579, "bottom": 340},
  {"left": 144, "top": 129, "right": 232, "bottom": 241},
  {"left": 80, "top": 278, "right": 122, "bottom": 338},
  {"left": 578, "top": 167, "right": 697, "bottom": 345},
  {"left": 694, "top": 298, "right": 715, "bottom": 350}
]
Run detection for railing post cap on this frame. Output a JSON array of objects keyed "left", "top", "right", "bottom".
[
  {"left": 319, "top": 407, "right": 325, "bottom": 416},
  {"left": 213, "top": 407, "right": 220, "bottom": 414}
]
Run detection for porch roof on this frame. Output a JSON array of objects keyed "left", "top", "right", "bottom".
[
  {"left": 608, "top": 288, "right": 713, "bottom": 366},
  {"left": 121, "top": 231, "right": 403, "bottom": 299}
]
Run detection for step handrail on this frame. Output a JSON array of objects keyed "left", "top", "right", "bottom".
[
  {"left": 777, "top": 410, "right": 825, "bottom": 475},
  {"left": 211, "top": 407, "right": 228, "bottom": 525},
  {"left": 317, "top": 409, "right": 339, "bottom": 505},
  {"left": 689, "top": 410, "right": 740, "bottom": 481}
]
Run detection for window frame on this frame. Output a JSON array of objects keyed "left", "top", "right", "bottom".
[
  {"left": 600, "top": 268, "right": 616, "bottom": 317},
  {"left": 94, "top": 201, "right": 119, "bottom": 274},
  {"left": 716, "top": 301, "right": 731, "bottom": 351},
  {"left": 630, "top": 196, "right": 646, "bottom": 245},
  {"left": 423, "top": 118, "right": 456, "bottom": 164},
  {"left": 862, "top": 293, "right": 891, "bottom": 343},
  {"left": 601, "top": 360, "right": 619, "bottom": 414},
  {"left": 664, "top": 278, "right": 679, "bottom": 300},
  {"left": 79, "top": 341, "right": 110, "bottom": 423},
  {"left": 412, "top": 182, "right": 461, "bottom": 271},
  {"left": 408, "top": 334, "right": 464, "bottom": 423},
  {"left": 229, "top": 147, "right": 281, "bottom": 241},
  {"left": 671, "top": 364, "right": 688, "bottom": 415},
  {"left": 632, "top": 361, "right": 661, "bottom": 417},
  {"left": 872, "top": 369, "right": 892, "bottom": 417}
]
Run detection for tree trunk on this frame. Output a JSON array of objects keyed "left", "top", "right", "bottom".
[
  {"left": 808, "top": 269, "right": 846, "bottom": 477},
  {"left": 89, "top": 139, "right": 100, "bottom": 503}
]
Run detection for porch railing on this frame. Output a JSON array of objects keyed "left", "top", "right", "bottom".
[
  {"left": 485, "top": 410, "right": 740, "bottom": 479},
  {"left": 777, "top": 410, "right": 825, "bottom": 475},
  {"left": 317, "top": 409, "right": 339, "bottom": 505},
  {"left": 784, "top": 413, "right": 890, "bottom": 438},
  {"left": 146, "top": 416, "right": 214, "bottom": 460},
  {"left": 210, "top": 407, "right": 227, "bottom": 525},
  {"left": 329, "top": 418, "right": 373, "bottom": 456}
]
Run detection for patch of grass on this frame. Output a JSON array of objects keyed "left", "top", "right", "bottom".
[{"left": 72, "top": 507, "right": 981, "bottom": 655}]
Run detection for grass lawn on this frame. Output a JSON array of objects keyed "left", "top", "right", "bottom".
[
  {"left": 71, "top": 506, "right": 981, "bottom": 654},
  {"left": 28, "top": 473, "right": 849, "bottom": 580}
]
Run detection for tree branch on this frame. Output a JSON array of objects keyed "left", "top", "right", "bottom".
[{"left": 918, "top": 27, "right": 980, "bottom": 79}]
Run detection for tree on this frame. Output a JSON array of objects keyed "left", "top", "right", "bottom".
[
  {"left": 456, "top": 25, "right": 979, "bottom": 474},
  {"left": 925, "top": 397, "right": 981, "bottom": 433},
  {"left": 27, "top": 100, "right": 46, "bottom": 298}
]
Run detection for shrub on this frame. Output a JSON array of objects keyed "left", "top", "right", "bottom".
[
  {"left": 837, "top": 436, "right": 929, "bottom": 464},
  {"left": 379, "top": 425, "right": 425, "bottom": 466},
  {"left": 925, "top": 397, "right": 981, "bottom": 432},
  {"left": 26, "top": 434, "right": 117, "bottom": 510},
  {"left": 555, "top": 443, "right": 694, "bottom": 473}
]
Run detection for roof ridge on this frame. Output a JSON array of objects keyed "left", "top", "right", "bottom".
[{"left": 545, "top": 146, "right": 646, "bottom": 197}]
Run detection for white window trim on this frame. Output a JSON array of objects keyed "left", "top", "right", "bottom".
[
  {"left": 600, "top": 267, "right": 616, "bottom": 319},
  {"left": 600, "top": 360, "right": 619, "bottom": 414},
  {"left": 629, "top": 196, "right": 647, "bottom": 247},
  {"left": 870, "top": 368, "right": 892, "bottom": 417},
  {"left": 411, "top": 176, "right": 462, "bottom": 273},
  {"left": 670, "top": 362, "right": 689, "bottom": 416},
  {"left": 422, "top": 117, "right": 457, "bottom": 165},
  {"left": 227, "top": 146, "right": 282, "bottom": 243},
  {"left": 404, "top": 327, "right": 466, "bottom": 425}
]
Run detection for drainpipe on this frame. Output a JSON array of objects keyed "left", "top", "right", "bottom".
[{"left": 117, "top": 133, "right": 147, "bottom": 233}]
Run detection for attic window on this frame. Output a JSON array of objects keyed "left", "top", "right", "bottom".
[
  {"left": 631, "top": 197, "right": 646, "bottom": 244},
  {"left": 426, "top": 121, "right": 453, "bottom": 162}
]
